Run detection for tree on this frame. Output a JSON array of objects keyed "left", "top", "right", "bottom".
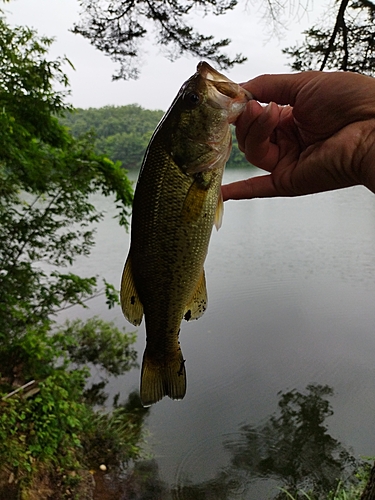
[
  {"left": 224, "top": 385, "right": 357, "bottom": 498},
  {"left": 61, "top": 105, "right": 252, "bottom": 169},
  {"left": 72, "top": 0, "right": 375, "bottom": 80},
  {"left": 61, "top": 105, "right": 165, "bottom": 169},
  {"left": 283, "top": 0, "right": 375, "bottom": 75},
  {"left": 0, "top": 11, "right": 148, "bottom": 496},
  {"left": 0, "top": 14, "right": 133, "bottom": 376},
  {"left": 73, "top": 0, "right": 246, "bottom": 80}
]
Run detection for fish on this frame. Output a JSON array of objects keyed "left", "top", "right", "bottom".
[{"left": 120, "top": 61, "right": 251, "bottom": 407}]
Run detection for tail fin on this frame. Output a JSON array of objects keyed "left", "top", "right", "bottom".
[{"left": 140, "top": 349, "right": 186, "bottom": 407}]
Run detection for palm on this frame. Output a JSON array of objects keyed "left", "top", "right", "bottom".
[{"left": 269, "top": 108, "right": 362, "bottom": 195}]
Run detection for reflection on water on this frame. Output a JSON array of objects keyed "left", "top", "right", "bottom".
[
  {"left": 119, "top": 384, "right": 361, "bottom": 499},
  {"left": 219, "top": 385, "right": 356, "bottom": 499}
]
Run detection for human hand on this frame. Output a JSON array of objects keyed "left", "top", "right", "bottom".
[{"left": 222, "top": 71, "right": 375, "bottom": 200}]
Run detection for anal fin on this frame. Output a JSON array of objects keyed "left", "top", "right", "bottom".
[
  {"left": 183, "top": 269, "right": 207, "bottom": 321},
  {"left": 120, "top": 255, "right": 144, "bottom": 326}
]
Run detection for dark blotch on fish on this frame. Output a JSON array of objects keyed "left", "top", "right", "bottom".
[
  {"left": 184, "top": 309, "right": 192, "bottom": 321},
  {"left": 177, "top": 359, "right": 186, "bottom": 377}
]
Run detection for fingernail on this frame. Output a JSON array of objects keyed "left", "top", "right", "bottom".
[{"left": 257, "top": 102, "right": 273, "bottom": 125}]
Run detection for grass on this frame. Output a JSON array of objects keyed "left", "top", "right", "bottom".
[
  {"left": 279, "top": 482, "right": 363, "bottom": 499},
  {"left": 278, "top": 458, "right": 374, "bottom": 500}
]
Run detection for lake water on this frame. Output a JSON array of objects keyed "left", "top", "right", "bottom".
[{"left": 62, "top": 167, "right": 375, "bottom": 498}]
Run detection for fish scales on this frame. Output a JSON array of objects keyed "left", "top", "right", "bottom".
[
  {"left": 131, "top": 141, "right": 219, "bottom": 346},
  {"left": 121, "top": 61, "right": 251, "bottom": 406}
]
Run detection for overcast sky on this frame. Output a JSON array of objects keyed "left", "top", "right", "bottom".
[{"left": 5, "top": 0, "right": 328, "bottom": 110}]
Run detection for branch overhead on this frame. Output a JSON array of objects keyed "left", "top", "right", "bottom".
[
  {"left": 73, "top": 0, "right": 246, "bottom": 80},
  {"left": 283, "top": 0, "right": 375, "bottom": 76}
]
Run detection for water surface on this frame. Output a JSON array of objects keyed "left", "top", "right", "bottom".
[{"left": 63, "top": 167, "right": 375, "bottom": 497}]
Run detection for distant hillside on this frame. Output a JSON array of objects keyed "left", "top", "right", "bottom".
[{"left": 60, "top": 104, "right": 251, "bottom": 170}]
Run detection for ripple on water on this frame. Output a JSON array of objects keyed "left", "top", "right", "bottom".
[{"left": 173, "top": 431, "right": 280, "bottom": 500}]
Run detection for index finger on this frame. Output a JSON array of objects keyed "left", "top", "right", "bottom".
[
  {"left": 242, "top": 72, "right": 322, "bottom": 106},
  {"left": 222, "top": 174, "right": 279, "bottom": 200}
]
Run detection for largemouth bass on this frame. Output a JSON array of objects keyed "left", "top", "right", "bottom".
[{"left": 120, "top": 61, "right": 251, "bottom": 406}]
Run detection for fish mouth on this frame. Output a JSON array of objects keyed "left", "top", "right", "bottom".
[{"left": 197, "top": 61, "right": 252, "bottom": 122}]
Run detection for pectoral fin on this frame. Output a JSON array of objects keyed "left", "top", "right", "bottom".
[
  {"left": 181, "top": 175, "right": 208, "bottom": 224},
  {"left": 183, "top": 269, "right": 207, "bottom": 321},
  {"left": 214, "top": 191, "right": 224, "bottom": 230},
  {"left": 120, "top": 255, "right": 144, "bottom": 326}
]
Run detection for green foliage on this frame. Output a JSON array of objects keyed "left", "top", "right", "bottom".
[
  {"left": 0, "top": 337, "right": 146, "bottom": 491},
  {"left": 0, "top": 16, "right": 71, "bottom": 139},
  {"left": 53, "top": 317, "right": 138, "bottom": 376},
  {"left": 0, "top": 294, "right": 144, "bottom": 491},
  {"left": 81, "top": 391, "right": 150, "bottom": 470},
  {"left": 0, "top": 11, "right": 149, "bottom": 498},
  {"left": 228, "top": 126, "right": 254, "bottom": 169},
  {"left": 0, "top": 14, "right": 134, "bottom": 377},
  {"left": 61, "top": 105, "right": 252, "bottom": 170},
  {"left": 61, "top": 104, "right": 164, "bottom": 138},
  {"left": 61, "top": 104, "right": 164, "bottom": 169},
  {"left": 0, "top": 371, "right": 86, "bottom": 477}
]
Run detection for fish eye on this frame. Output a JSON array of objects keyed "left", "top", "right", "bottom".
[{"left": 184, "top": 91, "right": 200, "bottom": 107}]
